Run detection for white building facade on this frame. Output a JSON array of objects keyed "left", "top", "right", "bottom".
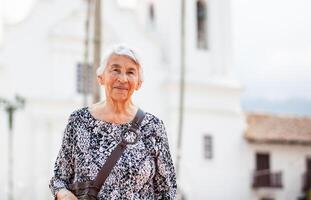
[{"left": 245, "top": 113, "right": 311, "bottom": 200}]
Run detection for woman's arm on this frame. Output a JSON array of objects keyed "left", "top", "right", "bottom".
[
  {"left": 153, "top": 120, "right": 177, "bottom": 200},
  {"left": 49, "top": 113, "right": 76, "bottom": 198}
]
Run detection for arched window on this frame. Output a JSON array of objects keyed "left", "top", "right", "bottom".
[
  {"left": 196, "top": 0, "right": 207, "bottom": 49},
  {"left": 148, "top": 3, "right": 155, "bottom": 26}
]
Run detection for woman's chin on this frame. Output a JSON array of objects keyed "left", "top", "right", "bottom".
[{"left": 111, "top": 95, "right": 129, "bottom": 102}]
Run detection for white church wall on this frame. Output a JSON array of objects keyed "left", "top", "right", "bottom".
[
  {"left": 183, "top": 0, "right": 233, "bottom": 79},
  {"left": 9, "top": 98, "right": 81, "bottom": 199},
  {"left": 179, "top": 110, "right": 250, "bottom": 199},
  {"left": 0, "top": 0, "right": 87, "bottom": 199},
  {"left": 154, "top": 0, "right": 246, "bottom": 199},
  {"left": 0, "top": 0, "right": 84, "bottom": 100}
]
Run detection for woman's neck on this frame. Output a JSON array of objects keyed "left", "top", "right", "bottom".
[
  {"left": 104, "top": 98, "right": 135, "bottom": 115},
  {"left": 89, "top": 99, "right": 137, "bottom": 124}
]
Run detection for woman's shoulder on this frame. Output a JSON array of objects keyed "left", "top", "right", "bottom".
[
  {"left": 140, "top": 111, "right": 168, "bottom": 141},
  {"left": 67, "top": 107, "right": 90, "bottom": 122},
  {"left": 140, "top": 111, "right": 166, "bottom": 134},
  {"left": 142, "top": 111, "right": 163, "bottom": 125}
]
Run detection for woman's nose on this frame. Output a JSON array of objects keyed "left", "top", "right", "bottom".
[{"left": 118, "top": 73, "right": 127, "bottom": 82}]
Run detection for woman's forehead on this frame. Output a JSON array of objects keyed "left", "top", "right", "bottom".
[{"left": 107, "top": 54, "right": 138, "bottom": 67}]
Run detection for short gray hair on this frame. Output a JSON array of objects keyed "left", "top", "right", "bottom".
[{"left": 96, "top": 44, "right": 143, "bottom": 82}]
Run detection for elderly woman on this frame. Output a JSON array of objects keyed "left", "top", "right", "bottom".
[{"left": 49, "top": 45, "right": 177, "bottom": 200}]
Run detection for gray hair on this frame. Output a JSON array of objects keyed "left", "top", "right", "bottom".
[{"left": 96, "top": 45, "right": 143, "bottom": 82}]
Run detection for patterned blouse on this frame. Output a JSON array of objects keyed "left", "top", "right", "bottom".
[{"left": 49, "top": 107, "right": 177, "bottom": 199}]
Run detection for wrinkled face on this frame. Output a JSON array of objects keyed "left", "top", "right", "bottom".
[{"left": 98, "top": 54, "right": 141, "bottom": 102}]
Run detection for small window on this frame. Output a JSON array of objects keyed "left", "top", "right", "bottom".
[
  {"left": 203, "top": 134, "right": 213, "bottom": 159},
  {"left": 256, "top": 153, "right": 270, "bottom": 171},
  {"left": 196, "top": 0, "right": 208, "bottom": 49},
  {"left": 76, "top": 63, "right": 93, "bottom": 94}
]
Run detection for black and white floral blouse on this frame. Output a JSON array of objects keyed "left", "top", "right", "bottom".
[{"left": 49, "top": 107, "right": 177, "bottom": 200}]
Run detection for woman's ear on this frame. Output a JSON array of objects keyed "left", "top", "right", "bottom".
[
  {"left": 97, "top": 74, "right": 105, "bottom": 85},
  {"left": 135, "top": 80, "right": 142, "bottom": 90}
]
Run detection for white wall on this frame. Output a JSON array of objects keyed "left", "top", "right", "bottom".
[
  {"left": 156, "top": 0, "right": 246, "bottom": 199},
  {"left": 173, "top": 82, "right": 247, "bottom": 199},
  {"left": 0, "top": 0, "right": 87, "bottom": 199},
  {"left": 183, "top": 0, "right": 233, "bottom": 80},
  {"left": 249, "top": 144, "right": 311, "bottom": 200},
  {"left": 0, "top": 0, "right": 84, "bottom": 99}
]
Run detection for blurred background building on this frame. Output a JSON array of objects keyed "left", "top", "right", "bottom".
[{"left": 0, "top": 0, "right": 310, "bottom": 199}]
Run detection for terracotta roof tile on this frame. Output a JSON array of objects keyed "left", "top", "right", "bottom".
[{"left": 244, "top": 113, "right": 311, "bottom": 145}]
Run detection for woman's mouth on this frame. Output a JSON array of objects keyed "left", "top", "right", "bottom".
[{"left": 114, "top": 86, "right": 128, "bottom": 90}]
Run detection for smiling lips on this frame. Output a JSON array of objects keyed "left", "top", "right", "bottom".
[{"left": 114, "top": 86, "right": 128, "bottom": 90}]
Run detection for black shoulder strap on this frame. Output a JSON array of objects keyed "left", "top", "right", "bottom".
[{"left": 93, "top": 108, "right": 145, "bottom": 189}]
